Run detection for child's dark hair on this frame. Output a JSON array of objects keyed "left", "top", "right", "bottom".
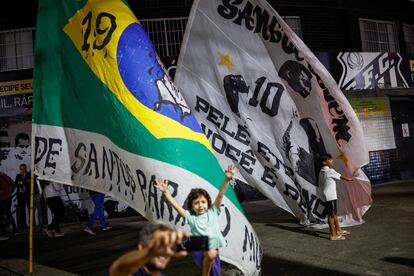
[
  {"left": 320, "top": 153, "right": 333, "bottom": 164},
  {"left": 187, "top": 188, "right": 212, "bottom": 214}
]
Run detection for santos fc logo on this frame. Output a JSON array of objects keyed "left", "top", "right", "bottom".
[{"left": 337, "top": 52, "right": 409, "bottom": 90}]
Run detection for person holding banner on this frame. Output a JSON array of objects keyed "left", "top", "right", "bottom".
[
  {"left": 155, "top": 165, "right": 236, "bottom": 276},
  {"left": 319, "top": 154, "right": 354, "bottom": 241}
]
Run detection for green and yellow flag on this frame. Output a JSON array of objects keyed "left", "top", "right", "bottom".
[{"left": 33, "top": 0, "right": 261, "bottom": 274}]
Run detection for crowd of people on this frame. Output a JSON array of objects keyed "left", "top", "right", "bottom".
[
  {"left": 0, "top": 162, "right": 114, "bottom": 240},
  {"left": 0, "top": 163, "right": 64, "bottom": 239}
]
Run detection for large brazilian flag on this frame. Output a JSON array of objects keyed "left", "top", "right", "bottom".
[{"left": 33, "top": 0, "right": 261, "bottom": 274}]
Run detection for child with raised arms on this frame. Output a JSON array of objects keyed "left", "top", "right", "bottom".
[{"left": 154, "top": 165, "right": 236, "bottom": 276}]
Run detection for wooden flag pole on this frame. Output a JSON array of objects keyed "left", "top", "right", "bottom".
[
  {"left": 29, "top": 119, "right": 37, "bottom": 275},
  {"left": 28, "top": 173, "right": 35, "bottom": 274}
]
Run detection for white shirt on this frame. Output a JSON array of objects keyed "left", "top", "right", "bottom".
[
  {"left": 43, "top": 182, "right": 63, "bottom": 198},
  {"left": 318, "top": 166, "right": 341, "bottom": 201}
]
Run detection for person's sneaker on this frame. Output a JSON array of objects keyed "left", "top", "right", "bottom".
[
  {"left": 0, "top": 236, "right": 9, "bottom": 241},
  {"left": 330, "top": 235, "right": 346, "bottom": 241},
  {"left": 44, "top": 229, "right": 54, "bottom": 238},
  {"left": 102, "top": 226, "right": 112, "bottom": 231},
  {"left": 84, "top": 226, "right": 96, "bottom": 235},
  {"left": 54, "top": 232, "right": 65, "bottom": 237},
  {"left": 13, "top": 231, "right": 22, "bottom": 236}
]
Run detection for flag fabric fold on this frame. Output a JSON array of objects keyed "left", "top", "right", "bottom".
[
  {"left": 33, "top": 0, "right": 261, "bottom": 274},
  {"left": 175, "top": 0, "right": 372, "bottom": 226}
]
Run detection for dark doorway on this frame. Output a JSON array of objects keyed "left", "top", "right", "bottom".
[{"left": 389, "top": 96, "right": 414, "bottom": 180}]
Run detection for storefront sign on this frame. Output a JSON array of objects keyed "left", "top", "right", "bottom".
[
  {"left": 0, "top": 79, "right": 32, "bottom": 117},
  {"left": 349, "top": 98, "right": 387, "bottom": 115}
]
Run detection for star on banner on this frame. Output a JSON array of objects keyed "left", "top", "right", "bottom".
[
  {"left": 218, "top": 51, "right": 233, "bottom": 72},
  {"left": 337, "top": 148, "right": 349, "bottom": 167}
]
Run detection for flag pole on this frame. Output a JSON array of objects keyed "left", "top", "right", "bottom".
[
  {"left": 29, "top": 119, "right": 36, "bottom": 274},
  {"left": 28, "top": 173, "right": 35, "bottom": 274}
]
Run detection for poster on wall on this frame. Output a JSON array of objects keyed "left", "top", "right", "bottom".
[
  {"left": 402, "top": 123, "right": 410, "bottom": 138},
  {"left": 0, "top": 121, "right": 32, "bottom": 177}
]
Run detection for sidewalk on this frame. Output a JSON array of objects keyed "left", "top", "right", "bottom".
[
  {"left": 244, "top": 181, "right": 414, "bottom": 276},
  {"left": 1, "top": 181, "right": 413, "bottom": 275},
  {"left": 0, "top": 259, "right": 77, "bottom": 276}
]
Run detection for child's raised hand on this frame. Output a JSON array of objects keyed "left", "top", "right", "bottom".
[
  {"left": 225, "top": 164, "right": 237, "bottom": 180},
  {"left": 154, "top": 178, "right": 169, "bottom": 193}
]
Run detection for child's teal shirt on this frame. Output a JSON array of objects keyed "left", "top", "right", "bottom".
[{"left": 184, "top": 205, "right": 226, "bottom": 249}]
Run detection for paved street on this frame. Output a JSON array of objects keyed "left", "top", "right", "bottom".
[{"left": 1, "top": 181, "right": 413, "bottom": 275}]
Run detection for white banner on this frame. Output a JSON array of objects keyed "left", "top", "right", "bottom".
[{"left": 176, "top": 0, "right": 372, "bottom": 225}]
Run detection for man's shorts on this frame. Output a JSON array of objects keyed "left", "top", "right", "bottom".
[{"left": 325, "top": 200, "right": 337, "bottom": 216}]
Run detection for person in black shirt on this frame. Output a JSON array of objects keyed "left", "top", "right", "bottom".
[{"left": 14, "top": 164, "right": 36, "bottom": 229}]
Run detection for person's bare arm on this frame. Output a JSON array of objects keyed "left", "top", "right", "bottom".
[
  {"left": 214, "top": 165, "right": 237, "bottom": 208},
  {"left": 109, "top": 229, "right": 187, "bottom": 276},
  {"left": 109, "top": 247, "right": 152, "bottom": 276},
  {"left": 340, "top": 175, "right": 354, "bottom": 181},
  {"left": 154, "top": 178, "right": 186, "bottom": 217}
]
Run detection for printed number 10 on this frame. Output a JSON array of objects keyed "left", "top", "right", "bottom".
[{"left": 249, "top": 77, "right": 284, "bottom": 117}]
